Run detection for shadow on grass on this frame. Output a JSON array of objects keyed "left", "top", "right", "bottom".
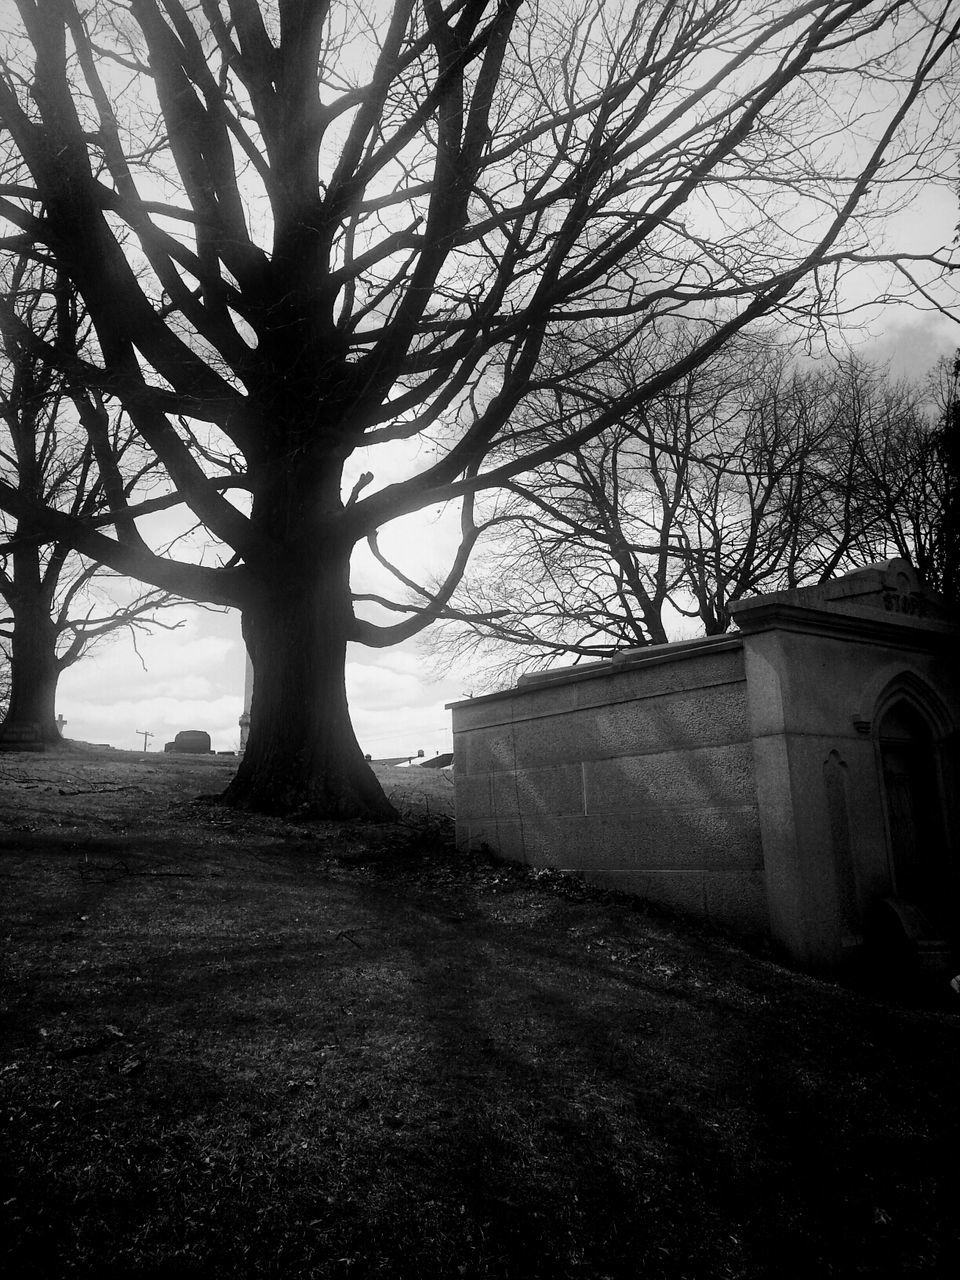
[{"left": 2, "top": 826, "right": 959, "bottom": 1279}]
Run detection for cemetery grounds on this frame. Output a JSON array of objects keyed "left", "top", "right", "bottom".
[{"left": 1, "top": 745, "right": 958, "bottom": 1279}]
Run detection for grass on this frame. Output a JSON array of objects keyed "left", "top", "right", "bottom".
[{"left": 1, "top": 748, "right": 959, "bottom": 1278}]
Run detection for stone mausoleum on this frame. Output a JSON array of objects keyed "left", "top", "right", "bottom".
[{"left": 449, "top": 560, "right": 959, "bottom": 971}]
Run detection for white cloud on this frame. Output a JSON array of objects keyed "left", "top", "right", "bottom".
[{"left": 345, "top": 648, "right": 461, "bottom": 757}]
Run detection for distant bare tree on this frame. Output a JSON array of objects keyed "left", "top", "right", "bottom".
[
  {"left": 0, "top": 637, "right": 9, "bottom": 722},
  {"left": 428, "top": 343, "right": 950, "bottom": 687},
  {"left": 863, "top": 352, "right": 959, "bottom": 602},
  {"left": 932, "top": 352, "right": 960, "bottom": 605},
  {"left": 670, "top": 356, "right": 945, "bottom": 628},
  {"left": 0, "top": 258, "right": 181, "bottom": 745}
]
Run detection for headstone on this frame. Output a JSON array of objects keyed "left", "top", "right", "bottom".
[{"left": 173, "top": 729, "right": 212, "bottom": 754}]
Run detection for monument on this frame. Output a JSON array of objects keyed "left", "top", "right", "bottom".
[
  {"left": 163, "top": 730, "right": 212, "bottom": 754},
  {"left": 449, "top": 560, "right": 959, "bottom": 972},
  {"left": 239, "top": 655, "right": 253, "bottom": 753}
]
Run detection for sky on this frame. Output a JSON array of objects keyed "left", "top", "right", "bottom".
[{"left": 54, "top": 301, "right": 959, "bottom": 759}]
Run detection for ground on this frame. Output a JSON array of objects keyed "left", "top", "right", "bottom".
[{"left": 1, "top": 746, "right": 958, "bottom": 1279}]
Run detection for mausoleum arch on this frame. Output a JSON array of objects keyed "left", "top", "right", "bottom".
[
  {"left": 852, "top": 665, "right": 956, "bottom": 742},
  {"left": 861, "top": 668, "right": 956, "bottom": 935}
]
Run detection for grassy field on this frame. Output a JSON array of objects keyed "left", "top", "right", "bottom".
[{"left": 1, "top": 747, "right": 959, "bottom": 1278}]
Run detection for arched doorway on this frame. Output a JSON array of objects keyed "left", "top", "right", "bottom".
[{"left": 877, "top": 698, "right": 955, "bottom": 933}]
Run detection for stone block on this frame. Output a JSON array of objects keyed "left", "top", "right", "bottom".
[
  {"left": 703, "top": 870, "right": 769, "bottom": 932},
  {"left": 453, "top": 771, "right": 494, "bottom": 820},
  {"left": 508, "top": 712, "right": 600, "bottom": 767},
  {"left": 453, "top": 665, "right": 749, "bottom": 775},
  {"left": 596, "top": 808, "right": 761, "bottom": 871},
  {"left": 460, "top": 818, "right": 528, "bottom": 864},
  {"left": 492, "top": 762, "right": 584, "bottom": 819},
  {"left": 464, "top": 806, "right": 759, "bottom": 877},
  {"left": 498, "top": 682, "right": 580, "bottom": 723},
  {"left": 575, "top": 645, "right": 745, "bottom": 709},
  {"left": 589, "top": 684, "right": 749, "bottom": 754},
  {"left": 491, "top": 684, "right": 749, "bottom": 770},
  {"left": 458, "top": 724, "right": 520, "bottom": 775},
  {"left": 584, "top": 742, "right": 755, "bottom": 814},
  {"left": 450, "top": 681, "right": 577, "bottom": 733},
  {"left": 504, "top": 814, "right": 601, "bottom": 868}
]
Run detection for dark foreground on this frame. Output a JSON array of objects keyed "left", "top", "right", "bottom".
[{"left": 1, "top": 748, "right": 958, "bottom": 1279}]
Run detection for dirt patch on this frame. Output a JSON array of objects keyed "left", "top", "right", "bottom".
[{"left": 2, "top": 747, "right": 959, "bottom": 1278}]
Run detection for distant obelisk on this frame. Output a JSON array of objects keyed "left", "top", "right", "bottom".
[{"left": 239, "top": 655, "right": 253, "bottom": 752}]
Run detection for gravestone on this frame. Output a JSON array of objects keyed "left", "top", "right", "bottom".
[{"left": 172, "top": 729, "right": 212, "bottom": 754}]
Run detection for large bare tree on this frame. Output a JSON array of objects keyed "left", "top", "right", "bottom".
[{"left": 0, "top": 0, "right": 956, "bottom": 815}]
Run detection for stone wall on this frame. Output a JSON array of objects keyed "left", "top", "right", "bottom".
[{"left": 452, "top": 635, "right": 768, "bottom": 934}]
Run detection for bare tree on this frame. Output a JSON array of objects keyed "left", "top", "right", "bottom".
[
  {"left": 848, "top": 351, "right": 959, "bottom": 596},
  {"left": 424, "top": 333, "right": 765, "bottom": 683},
  {"left": 0, "top": 1, "right": 956, "bottom": 814},
  {"left": 0, "top": 637, "right": 9, "bottom": 722},
  {"left": 429, "top": 345, "right": 952, "bottom": 687},
  {"left": 930, "top": 351, "right": 960, "bottom": 604},
  {"left": 0, "top": 257, "right": 181, "bottom": 745}
]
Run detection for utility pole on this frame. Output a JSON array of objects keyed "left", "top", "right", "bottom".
[{"left": 136, "top": 729, "right": 154, "bottom": 753}]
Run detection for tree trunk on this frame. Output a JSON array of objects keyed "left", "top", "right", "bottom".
[
  {"left": 222, "top": 551, "right": 396, "bottom": 821},
  {"left": 0, "top": 596, "right": 62, "bottom": 747}
]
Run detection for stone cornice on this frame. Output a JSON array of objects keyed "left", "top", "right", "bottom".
[
  {"left": 729, "top": 599, "right": 959, "bottom": 647},
  {"left": 446, "top": 633, "right": 744, "bottom": 710}
]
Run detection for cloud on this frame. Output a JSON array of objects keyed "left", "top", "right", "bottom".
[
  {"left": 860, "top": 313, "right": 958, "bottom": 378},
  {"left": 345, "top": 651, "right": 460, "bottom": 757}
]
